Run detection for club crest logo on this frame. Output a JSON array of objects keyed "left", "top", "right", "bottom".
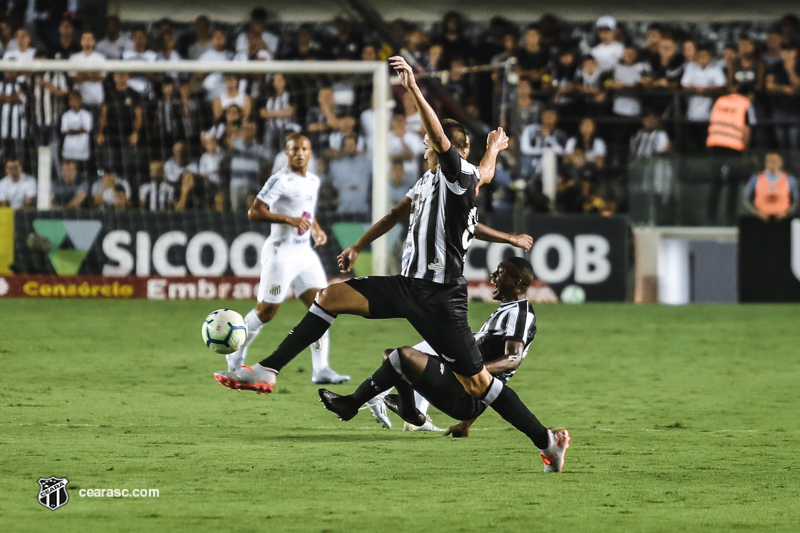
[
  {"left": 269, "top": 285, "right": 281, "bottom": 296},
  {"left": 38, "top": 476, "right": 69, "bottom": 511}
]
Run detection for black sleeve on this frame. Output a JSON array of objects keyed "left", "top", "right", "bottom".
[{"left": 436, "top": 145, "right": 479, "bottom": 189}]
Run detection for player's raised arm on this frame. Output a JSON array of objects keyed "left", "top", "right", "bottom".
[
  {"left": 389, "top": 56, "right": 450, "bottom": 154},
  {"left": 476, "top": 128, "right": 509, "bottom": 187},
  {"left": 337, "top": 197, "right": 412, "bottom": 272},
  {"left": 475, "top": 223, "right": 533, "bottom": 252}
]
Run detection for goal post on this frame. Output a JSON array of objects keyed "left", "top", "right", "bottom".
[{"left": 0, "top": 58, "right": 391, "bottom": 276}]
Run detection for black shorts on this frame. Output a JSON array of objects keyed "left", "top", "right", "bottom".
[
  {"left": 412, "top": 354, "right": 487, "bottom": 421},
  {"left": 345, "top": 275, "right": 483, "bottom": 377}
]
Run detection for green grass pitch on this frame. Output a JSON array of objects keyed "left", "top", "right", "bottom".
[{"left": 1, "top": 299, "right": 799, "bottom": 532}]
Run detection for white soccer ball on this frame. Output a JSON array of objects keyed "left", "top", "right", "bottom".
[
  {"left": 201, "top": 309, "right": 248, "bottom": 354},
  {"left": 560, "top": 284, "right": 586, "bottom": 304}
]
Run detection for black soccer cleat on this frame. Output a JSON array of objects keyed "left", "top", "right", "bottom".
[
  {"left": 318, "top": 389, "right": 360, "bottom": 421},
  {"left": 383, "top": 394, "right": 428, "bottom": 427}
]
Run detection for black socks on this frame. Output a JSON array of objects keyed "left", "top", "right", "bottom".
[{"left": 259, "top": 304, "right": 334, "bottom": 372}]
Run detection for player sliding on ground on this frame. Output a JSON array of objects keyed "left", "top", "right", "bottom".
[
  {"left": 214, "top": 55, "right": 570, "bottom": 471},
  {"left": 323, "top": 258, "right": 560, "bottom": 452},
  {"left": 219, "top": 133, "right": 349, "bottom": 385}
]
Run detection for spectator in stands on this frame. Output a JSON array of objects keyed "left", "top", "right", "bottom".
[
  {"left": 0, "top": 70, "right": 29, "bottom": 166},
  {"left": 260, "top": 73, "right": 296, "bottom": 156},
  {"left": 164, "top": 141, "right": 199, "bottom": 190},
  {"left": 280, "top": 24, "right": 322, "bottom": 60},
  {"left": 548, "top": 49, "right": 579, "bottom": 111},
  {"left": 173, "top": 170, "right": 205, "bottom": 211},
  {"left": 50, "top": 19, "right": 80, "bottom": 60},
  {"left": 405, "top": 29, "right": 431, "bottom": 70},
  {"left": 96, "top": 15, "right": 132, "bottom": 59},
  {"left": 388, "top": 112, "right": 426, "bottom": 186},
  {"left": 235, "top": 28, "right": 273, "bottom": 63},
  {"left": 327, "top": 114, "right": 365, "bottom": 158},
  {"left": 610, "top": 46, "right": 649, "bottom": 118},
  {"left": 122, "top": 25, "right": 159, "bottom": 97},
  {"left": 212, "top": 104, "right": 244, "bottom": 150},
  {"left": 766, "top": 44, "right": 800, "bottom": 152},
  {"left": 575, "top": 56, "right": 609, "bottom": 112},
  {"left": 566, "top": 117, "right": 607, "bottom": 168},
  {"left": 761, "top": 28, "right": 783, "bottom": 70},
  {"left": 729, "top": 37, "right": 764, "bottom": 96},
  {"left": 401, "top": 89, "right": 424, "bottom": 135},
  {"left": 158, "top": 30, "right": 183, "bottom": 66},
  {"left": 435, "top": 11, "right": 473, "bottom": 69},
  {"left": 0, "top": 158, "right": 36, "bottom": 208},
  {"left": 682, "top": 39, "right": 697, "bottom": 66},
  {"left": 235, "top": 8, "right": 279, "bottom": 58},
  {"left": 640, "top": 24, "right": 665, "bottom": 66},
  {"left": 743, "top": 151, "right": 799, "bottom": 220},
  {"left": 140, "top": 160, "right": 174, "bottom": 211},
  {"left": 592, "top": 16, "right": 624, "bottom": 72},
  {"left": 97, "top": 72, "right": 144, "bottom": 186},
  {"left": 516, "top": 24, "right": 550, "bottom": 89},
  {"left": 647, "top": 37, "right": 684, "bottom": 88},
  {"left": 223, "top": 120, "right": 268, "bottom": 212},
  {"left": 213, "top": 74, "right": 252, "bottom": 121},
  {"left": 112, "top": 184, "right": 129, "bottom": 210},
  {"left": 443, "top": 56, "right": 471, "bottom": 104},
  {"left": 151, "top": 79, "right": 182, "bottom": 159},
  {"left": 519, "top": 107, "right": 567, "bottom": 181},
  {"left": 187, "top": 15, "right": 213, "bottom": 60},
  {"left": 328, "top": 134, "right": 372, "bottom": 218},
  {"left": 60, "top": 91, "right": 93, "bottom": 172},
  {"left": 91, "top": 170, "right": 131, "bottom": 208},
  {"left": 4, "top": 28, "right": 35, "bottom": 63},
  {"left": 69, "top": 31, "right": 106, "bottom": 111},
  {"left": 506, "top": 77, "right": 543, "bottom": 140},
  {"left": 0, "top": 19, "right": 13, "bottom": 55},
  {"left": 681, "top": 45, "right": 726, "bottom": 147},
  {"left": 306, "top": 86, "right": 338, "bottom": 153},
  {"left": 52, "top": 160, "right": 88, "bottom": 209},
  {"left": 178, "top": 82, "right": 203, "bottom": 153},
  {"left": 198, "top": 29, "right": 234, "bottom": 101},
  {"left": 199, "top": 131, "right": 224, "bottom": 204},
  {"left": 630, "top": 112, "right": 672, "bottom": 157},
  {"left": 556, "top": 146, "right": 599, "bottom": 213},
  {"left": 31, "top": 50, "right": 69, "bottom": 147},
  {"left": 330, "top": 14, "right": 362, "bottom": 60}
]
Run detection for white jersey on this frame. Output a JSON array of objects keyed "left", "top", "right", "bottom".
[{"left": 256, "top": 167, "right": 320, "bottom": 247}]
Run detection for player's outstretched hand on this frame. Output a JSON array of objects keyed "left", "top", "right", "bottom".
[
  {"left": 444, "top": 421, "right": 471, "bottom": 438},
  {"left": 486, "top": 127, "right": 509, "bottom": 152},
  {"left": 337, "top": 246, "right": 359, "bottom": 273},
  {"left": 510, "top": 233, "right": 533, "bottom": 252},
  {"left": 389, "top": 55, "right": 416, "bottom": 89}
]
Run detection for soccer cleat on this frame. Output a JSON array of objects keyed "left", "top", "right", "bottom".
[
  {"left": 383, "top": 394, "right": 428, "bottom": 427},
  {"left": 366, "top": 396, "right": 392, "bottom": 429},
  {"left": 402, "top": 416, "right": 444, "bottom": 433},
  {"left": 214, "top": 364, "right": 277, "bottom": 394},
  {"left": 311, "top": 367, "right": 351, "bottom": 385},
  {"left": 318, "top": 389, "right": 360, "bottom": 421},
  {"left": 540, "top": 428, "right": 571, "bottom": 473}
]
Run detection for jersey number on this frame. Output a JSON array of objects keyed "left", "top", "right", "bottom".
[{"left": 462, "top": 207, "right": 478, "bottom": 250}]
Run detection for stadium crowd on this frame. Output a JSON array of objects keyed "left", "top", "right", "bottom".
[{"left": 0, "top": 6, "right": 798, "bottom": 222}]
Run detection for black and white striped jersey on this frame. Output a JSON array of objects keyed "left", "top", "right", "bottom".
[
  {"left": 473, "top": 299, "right": 537, "bottom": 383},
  {"left": 401, "top": 146, "right": 480, "bottom": 284}
]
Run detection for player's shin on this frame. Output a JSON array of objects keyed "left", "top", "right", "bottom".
[
  {"left": 226, "top": 309, "right": 265, "bottom": 370},
  {"left": 258, "top": 303, "right": 334, "bottom": 372},
  {"left": 310, "top": 330, "right": 330, "bottom": 372},
  {"left": 482, "top": 378, "right": 550, "bottom": 450},
  {"left": 348, "top": 350, "right": 405, "bottom": 405}
]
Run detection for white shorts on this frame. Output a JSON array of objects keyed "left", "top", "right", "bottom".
[{"left": 256, "top": 241, "right": 328, "bottom": 304}]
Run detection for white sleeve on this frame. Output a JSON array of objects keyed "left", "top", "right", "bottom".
[
  {"left": 26, "top": 179, "right": 37, "bottom": 199},
  {"left": 0, "top": 181, "right": 6, "bottom": 201},
  {"left": 82, "top": 110, "right": 93, "bottom": 132},
  {"left": 595, "top": 138, "right": 607, "bottom": 157},
  {"left": 680, "top": 65, "right": 694, "bottom": 87},
  {"left": 564, "top": 137, "right": 577, "bottom": 154},
  {"left": 60, "top": 113, "right": 69, "bottom": 133},
  {"left": 519, "top": 125, "right": 536, "bottom": 156},
  {"left": 257, "top": 174, "right": 283, "bottom": 207},
  {"left": 655, "top": 131, "right": 669, "bottom": 153}
]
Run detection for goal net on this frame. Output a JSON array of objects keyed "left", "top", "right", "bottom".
[{"left": 1, "top": 59, "right": 393, "bottom": 285}]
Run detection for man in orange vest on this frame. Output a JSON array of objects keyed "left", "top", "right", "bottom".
[
  {"left": 706, "top": 87, "right": 757, "bottom": 225},
  {"left": 742, "top": 151, "right": 798, "bottom": 220}
]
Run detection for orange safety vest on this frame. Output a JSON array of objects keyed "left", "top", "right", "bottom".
[
  {"left": 754, "top": 171, "right": 792, "bottom": 215},
  {"left": 706, "top": 94, "right": 751, "bottom": 151}
]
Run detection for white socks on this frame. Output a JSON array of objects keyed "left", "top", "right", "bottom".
[
  {"left": 226, "top": 309, "right": 264, "bottom": 371},
  {"left": 310, "top": 330, "right": 331, "bottom": 373},
  {"left": 414, "top": 391, "right": 430, "bottom": 416}
]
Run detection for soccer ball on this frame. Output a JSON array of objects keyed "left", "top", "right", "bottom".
[
  {"left": 201, "top": 309, "right": 248, "bottom": 354},
  {"left": 560, "top": 284, "right": 586, "bottom": 304}
]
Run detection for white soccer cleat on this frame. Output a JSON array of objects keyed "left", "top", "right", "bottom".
[
  {"left": 311, "top": 367, "right": 350, "bottom": 385},
  {"left": 366, "top": 397, "right": 392, "bottom": 429},
  {"left": 214, "top": 364, "right": 277, "bottom": 394},
  {"left": 402, "top": 415, "right": 444, "bottom": 432},
  {"left": 540, "top": 428, "right": 570, "bottom": 473}
]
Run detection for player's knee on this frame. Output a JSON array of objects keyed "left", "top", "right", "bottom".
[
  {"left": 382, "top": 349, "right": 393, "bottom": 361},
  {"left": 396, "top": 347, "right": 423, "bottom": 373}
]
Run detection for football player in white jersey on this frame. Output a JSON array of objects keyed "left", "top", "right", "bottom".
[{"left": 222, "top": 133, "right": 349, "bottom": 384}]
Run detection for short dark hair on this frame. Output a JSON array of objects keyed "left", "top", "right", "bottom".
[
  {"left": 131, "top": 24, "right": 147, "bottom": 35},
  {"left": 765, "top": 150, "right": 783, "bottom": 158},
  {"left": 441, "top": 119, "right": 468, "bottom": 152},
  {"left": 506, "top": 257, "right": 534, "bottom": 286},
  {"left": 285, "top": 132, "right": 309, "bottom": 145}
]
